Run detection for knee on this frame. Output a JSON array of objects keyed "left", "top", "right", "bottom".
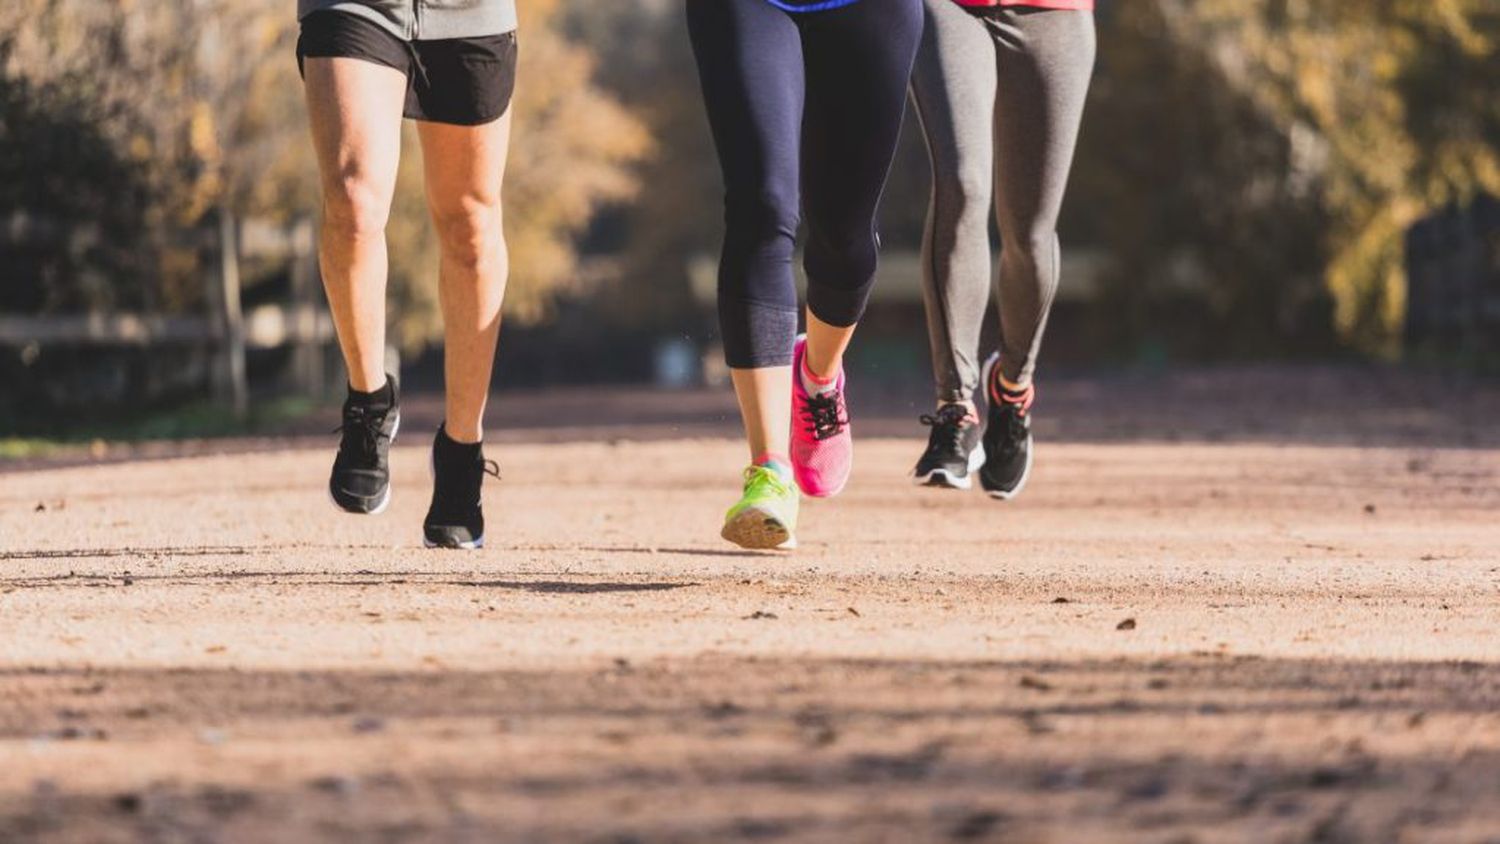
[
  {"left": 430, "top": 194, "right": 505, "bottom": 270},
  {"left": 723, "top": 188, "right": 799, "bottom": 253},
  {"left": 322, "top": 172, "right": 392, "bottom": 241},
  {"left": 934, "top": 165, "right": 991, "bottom": 226},
  {"left": 806, "top": 219, "right": 878, "bottom": 286},
  {"left": 1001, "top": 227, "right": 1056, "bottom": 268}
]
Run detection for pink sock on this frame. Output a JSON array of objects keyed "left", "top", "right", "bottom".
[
  {"left": 989, "top": 369, "right": 1035, "bottom": 415},
  {"left": 800, "top": 357, "right": 838, "bottom": 397}
]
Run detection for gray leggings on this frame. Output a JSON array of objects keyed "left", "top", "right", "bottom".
[{"left": 910, "top": 0, "right": 1095, "bottom": 400}]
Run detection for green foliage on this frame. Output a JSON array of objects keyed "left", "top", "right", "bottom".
[
  {"left": 1068, "top": 5, "right": 1335, "bottom": 360},
  {"left": 0, "top": 56, "right": 156, "bottom": 312},
  {"left": 1150, "top": 0, "right": 1500, "bottom": 354}
]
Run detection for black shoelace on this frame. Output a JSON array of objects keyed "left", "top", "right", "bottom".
[
  {"left": 801, "top": 391, "right": 848, "bottom": 441},
  {"left": 991, "top": 400, "right": 1029, "bottom": 453},
  {"left": 919, "top": 404, "right": 972, "bottom": 459},
  {"left": 433, "top": 456, "right": 501, "bottom": 513},
  {"left": 334, "top": 404, "right": 391, "bottom": 464}
]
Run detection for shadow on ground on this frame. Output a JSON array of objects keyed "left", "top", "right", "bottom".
[{"left": 2, "top": 655, "right": 1497, "bottom": 842}]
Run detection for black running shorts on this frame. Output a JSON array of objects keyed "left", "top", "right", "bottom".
[{"left": 297, "top": 10, "right": 517, "bottom": 126}]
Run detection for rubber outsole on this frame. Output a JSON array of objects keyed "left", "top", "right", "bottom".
[
  {"left": 329, "top": 484, "right": 391, "bottom": 516},
  {"left": 423, "top": 534, "right": 484, "bottom": 551},
  {"left": 912, "top": 444, "right": 986, "bottom": 491},
  {"left": 721, "top": 507, "right": 796, "bottom": 551}
]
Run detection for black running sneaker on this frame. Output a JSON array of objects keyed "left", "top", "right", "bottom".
[
  {"left": 912, "top": 403, "right": 984, "bottom": 490},
  {"left": 423, "top": 426, "right": 500, "bottom": 550},
  {"left": 329, "top": 376, "right": 400, "bottom": 514},
  {"left": 978, "top": 354, "right": 1034, "bottom": 500}
]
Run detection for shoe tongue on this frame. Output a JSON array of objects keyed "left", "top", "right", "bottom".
[{"left": 938, "top": 403, "right": 973, "bottom": 425}]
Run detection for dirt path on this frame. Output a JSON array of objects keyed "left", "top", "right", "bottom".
[{"left": 2, "top": 377, "right": 1499, "bottom": 842}]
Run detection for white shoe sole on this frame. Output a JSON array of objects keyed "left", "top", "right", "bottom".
[
  {"left": 328, "top": 413, "right": 399, "bottom": 515},
  {"left": 913, "top": 444, "right": 986, "bottom": 490},
  {"left": 721, "top": 507, "right": 797, "bottom": 551},
  {"left": 423, "top": 535, "right": 483, "bottom": 550}
]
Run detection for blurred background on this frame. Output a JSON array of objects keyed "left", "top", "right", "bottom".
[{"left": 1, "top": 0, "right": 1497, "bottom": 449}]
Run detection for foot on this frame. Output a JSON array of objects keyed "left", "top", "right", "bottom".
[
  {"left": 978, "top": 353, "right": 1034, "bottom": 500},
  {"left": 423, "top": 425, "right": 500, "bottom": 549},
  {"left": 329, "top": 375, "right": 400, "bottom": 514},
  {"left": 790, "top": 335, "right": 852, "bottom": 498},
  {"left": 722, "top": 462, "right": 800, "bottom": 550},
  {"left": 912, "top": 403, "right": 984, "bottom": 490}
]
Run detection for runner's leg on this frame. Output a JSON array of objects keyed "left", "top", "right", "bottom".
[
  {"left": 416, "top": 111, "right": 512, "bottom": 445},
  {"left": 783, "top": 0, "right": 922, "bottom": 499},
  {"left": 910, "top": 0, "right": 998, "bottom": 407},
  {"left": 976, "top": 7, "right": 1095, "bottom": 501},
  {"left": 988, "top": 8, "right": 1095, "bottom": 388},
  {"left": 303, "top": 57, "right": 406, "bottom": 393},
  {"left": 686, "top": 0, "right": 804, "bottom": 463},
  {"left": 798, "top": 0, "right": 924, "bottom": 378}
]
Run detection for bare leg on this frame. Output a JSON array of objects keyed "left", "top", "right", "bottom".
[
  {"left": 416, "top": 112, "right": 512, "bottom": 445},
  {"left": 802, "top": 309, "right": 856, "bottom": 381},
  {"left": 303, "top": 58, "right": 406, "bottom": 392},
  {"left": 730, "top": 366, "right": 793, "bottom": 461}
]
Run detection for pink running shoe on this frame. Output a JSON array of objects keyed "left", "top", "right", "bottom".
[{"left": 790, "top": 335, "right": 852, "bottom": 498}]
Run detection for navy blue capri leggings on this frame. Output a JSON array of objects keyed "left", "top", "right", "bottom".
[{"left": 687, "top": 0, "right": 924, "bottom": 368}]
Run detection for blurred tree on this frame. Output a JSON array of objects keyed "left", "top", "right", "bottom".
[
  {"left": 560, "top": 1, "right": 717, "bottom": 329},
  {"left": 1143, "top": 0, "right": 1500, "bottom": 355},
  {"left": 0, "top": 0, "right": 648, "bottom": 351},
  {"left": 0, "top": 52, "right": 156, "bottom": 313},
  {"left": 1070, "top": 5, "right": 1336, "bottom": 362}
]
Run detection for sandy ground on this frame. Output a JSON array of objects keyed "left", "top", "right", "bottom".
[{"left": 2, "top": 370, "right": 1499, "bottom": 843}]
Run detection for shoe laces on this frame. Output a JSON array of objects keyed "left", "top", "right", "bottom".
[
  {"left": 452, "top": 454, "right": 502, "bottom": 487},
  {"left": 433, "top": 452, "right": 500, "bottom": 512},
  {"left": 334, "top": 403, "right": 391, "bottom": 463},
  {"left": 800, "top": 390, "right": 848, "bottom": 441},
  {"left": 992, "top": 399, "right": 1031, "bottom": 451},
  {"left": 919, "top": 404, "right": 974, "bottom": 457},
  {"left": 743, "top": 464, "right": 793, "bottom": 499}
]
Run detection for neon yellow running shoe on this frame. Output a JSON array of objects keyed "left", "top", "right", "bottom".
[{"left": 721, "top": 463, "right": 800, "bottom": 550}]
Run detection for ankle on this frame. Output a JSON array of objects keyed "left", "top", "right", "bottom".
[
  {"left": 348, "top": 371, "right": 389, "bottom": 395},
  {"left": 800, "top": 357, "right": 838, "bottom": 396},
  {"left": 441, "top": 423, "right": 482, "bottom": 446},
  {"left": 802, "top": 354, "right": 838, "bottom": 382},
  {"left": 939, "top": 399, "right": 978, "bottom": 417},
  {"left": 348, "top": 377, "right": 393, "bottom": 407},
  {"left": 987, "top": 365, "right": 1032, "bottom": 401},
  {"left": 752, "top": 452, "right": 793, "bottom": 480}
]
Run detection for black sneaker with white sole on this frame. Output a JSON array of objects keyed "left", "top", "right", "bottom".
[
  {"left": 978, "top": 354, "right": 1034, "bottom": 500},
  {"left": 329, "top": 376, "right": 400, "bottom": 514},
  {"left": 423, "top": 425, "right": 500, "bottom": 550},
  {"left": 912, "top": 403, "right": 984, "bottom": 490}
]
